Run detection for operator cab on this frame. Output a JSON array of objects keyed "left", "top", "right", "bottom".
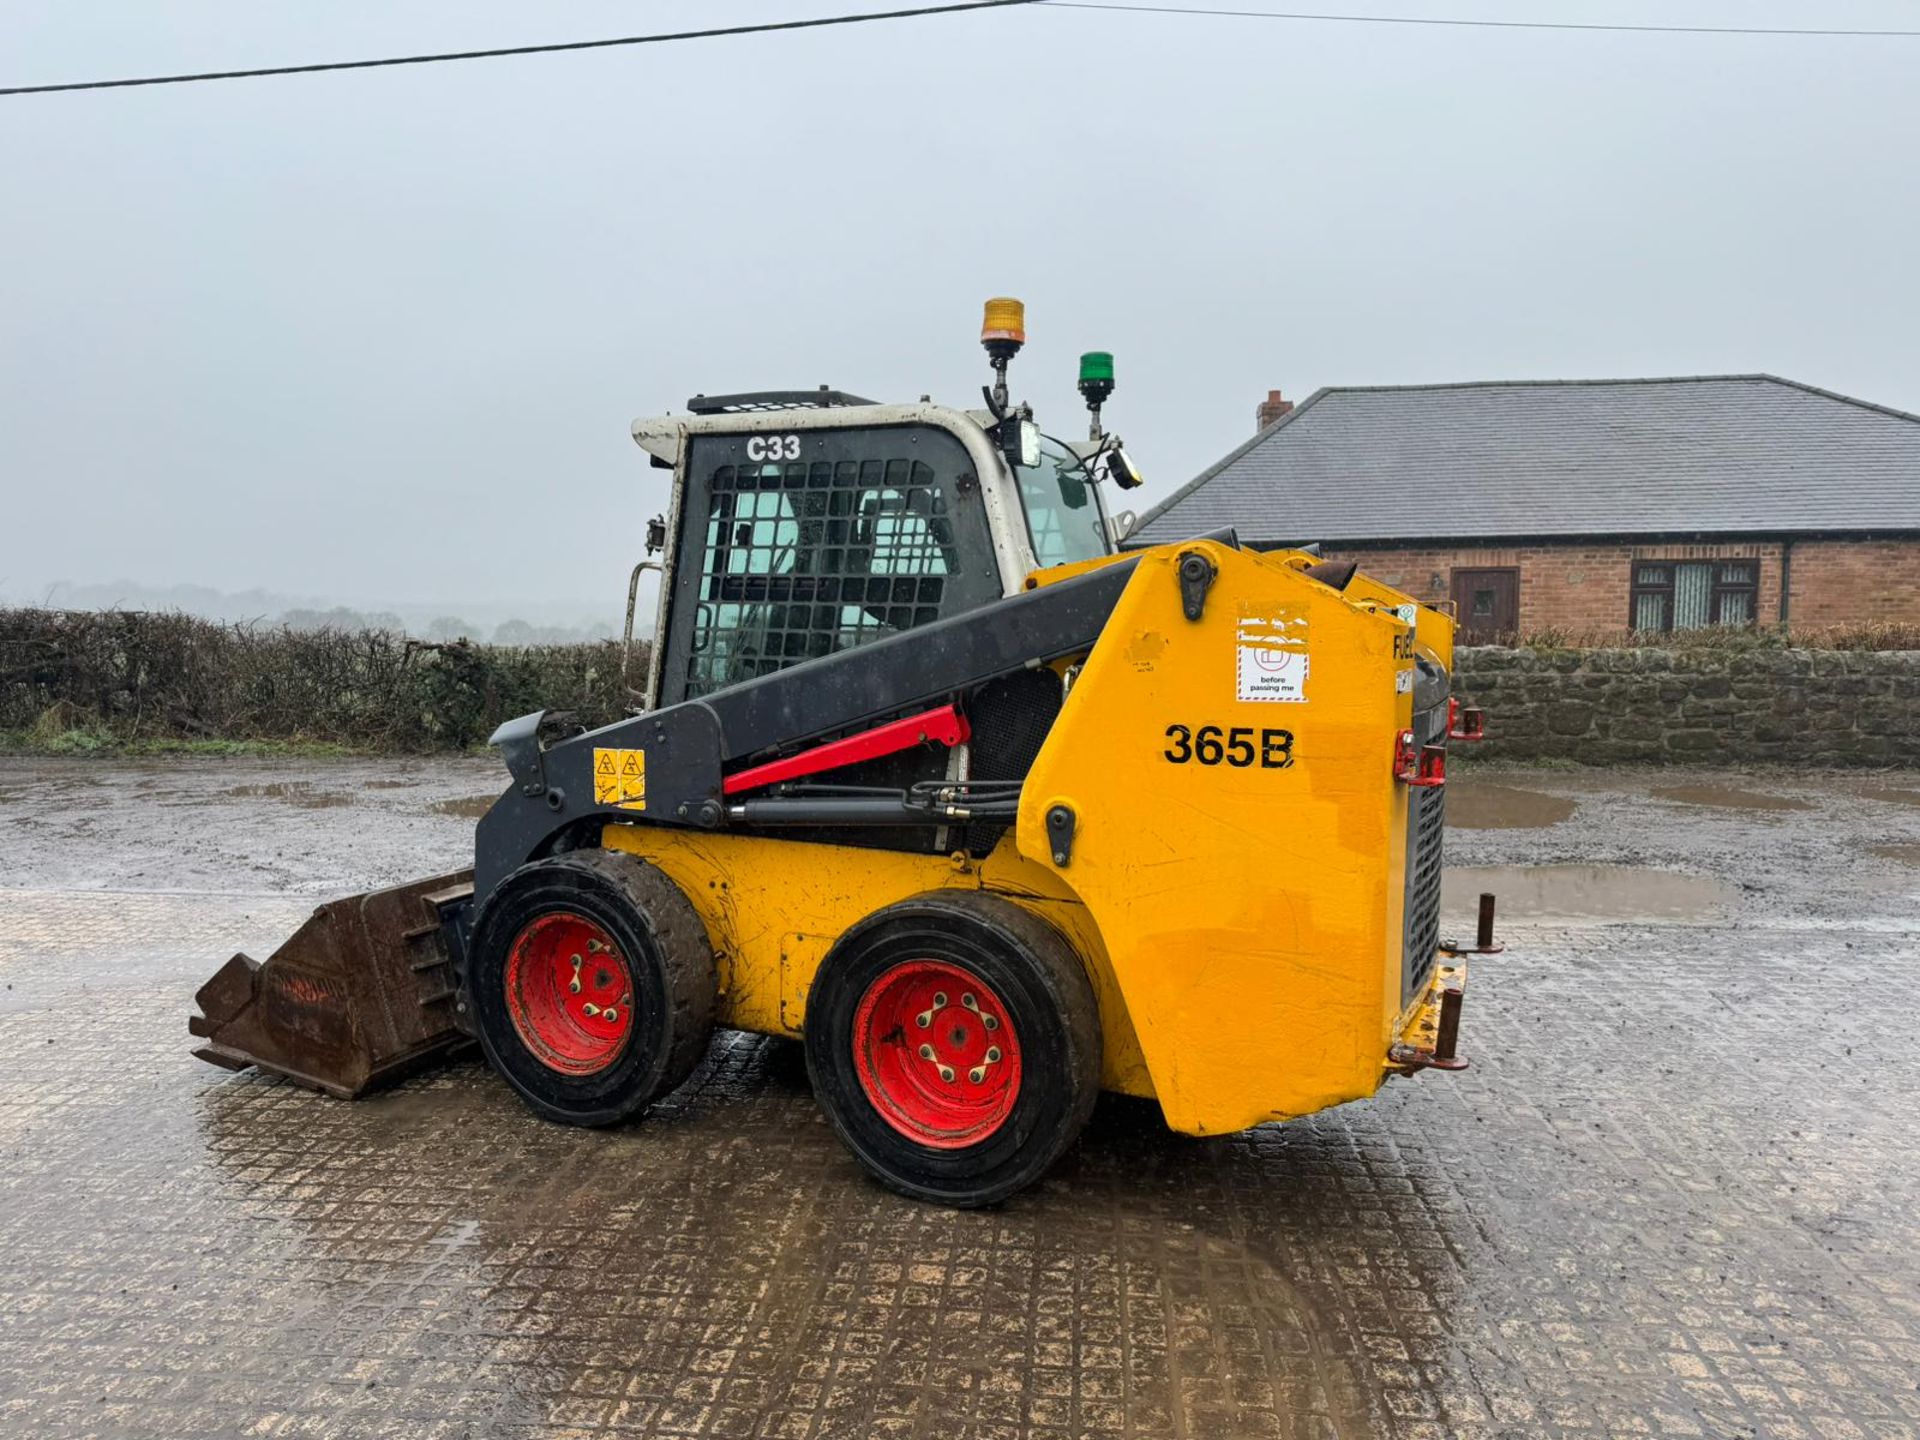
[
  {"left": 658, "top": 410, "right": 1007, "bottom": 705},
  {"left": 630, "top": 300, "right": 1142, "bottom": 713}
]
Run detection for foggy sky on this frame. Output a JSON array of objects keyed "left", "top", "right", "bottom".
[{"left": 4, "top": 0, "right": 1917, "bottom": 617}]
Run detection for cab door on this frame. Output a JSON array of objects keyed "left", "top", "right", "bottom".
[{"left": 656, "top": 423, "right": 1003, "bottom": 706}]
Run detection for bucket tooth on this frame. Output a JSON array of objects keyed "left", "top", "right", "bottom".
[
  {"left": 189, "top": 953, "right": 262, "bottom": 1041},
  {"left": 189, "top": 870, "right": 477, "bottom": 1099}
]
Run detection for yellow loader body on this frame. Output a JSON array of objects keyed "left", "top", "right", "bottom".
[
  {"left": 602, "top": 539, "right": 1459, "bottom": 1137},
  {"left": 189, "top": 337, "right": 1483, "bottom": 1205}
]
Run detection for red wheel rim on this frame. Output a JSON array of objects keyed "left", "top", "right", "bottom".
[
  {"left": 504, "top": 912, "right": 635, "bottom": 1076},
  {"left": 852, "top": 959, "right": 1022, "bottom": 1149}
]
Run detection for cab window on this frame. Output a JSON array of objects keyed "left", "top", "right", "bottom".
[
  {"left": 664, "top": 425, "right": 1001, "bottom": 702},
  {"left": 1015, "top": 438, "right": 1111, "bottom": 568}
]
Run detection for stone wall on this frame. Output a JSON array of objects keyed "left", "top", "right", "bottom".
[{"left": 1452, "top": 645, "right": 1920, "bottom": 764}]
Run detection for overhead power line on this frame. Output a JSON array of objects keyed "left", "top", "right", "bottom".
[
  {"left": 0, "top": 0, "right": 1043, "bottom": 97},
  {"left": 3, "top": 0, "right": 1914, "bottom": 96},
  {"left": 1041, "top": 2, "right": 1920, "bottom": 39}
]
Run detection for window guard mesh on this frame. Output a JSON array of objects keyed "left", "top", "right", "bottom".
[{"left": 683, "top": 457, "right": 960, "bottom": 697}]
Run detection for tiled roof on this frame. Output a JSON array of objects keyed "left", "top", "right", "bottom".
[{"left": 1131, "top": 376, "right": 1920, "bottom": 545}]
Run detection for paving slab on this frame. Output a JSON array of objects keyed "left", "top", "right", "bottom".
[{"left": 1, "top": 758, "right": 1917, "bottom": 1438}]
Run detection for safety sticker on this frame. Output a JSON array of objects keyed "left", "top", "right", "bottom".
[
  {"left": 592, "top": 748, "right": 647, "bottom": 811},
  {"left": 1394, "top": 604, "right": 1418, "bottom": 693},
  {"left": 1236, "top": 606, "right": 1309, "bottom": 704}
]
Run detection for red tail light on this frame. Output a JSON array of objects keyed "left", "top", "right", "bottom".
[
  {"left": 1448, "top": 698, "right": 1486, "bottom": 742},
  {"left": 1393, "top": 729, "right": 1447, "bottom": 788}
]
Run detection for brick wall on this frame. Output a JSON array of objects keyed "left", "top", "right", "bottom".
[
  {"left": 1454, "top": 645, "right": 1920, "bottom": 765},
  {"left": 1323, "top": 538, "right": 1920, "bottom": 634},
  {"left": 1790, "top": 539, "right": 1920, "bottom": 628}
]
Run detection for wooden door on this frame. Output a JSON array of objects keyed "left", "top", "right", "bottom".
[{"left": 1451, "top": 568, "right": 1520, "bottom": 644}]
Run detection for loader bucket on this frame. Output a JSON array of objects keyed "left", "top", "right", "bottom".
[{"left": 190, "top": 872, "right": 476, "bottom": 1099}]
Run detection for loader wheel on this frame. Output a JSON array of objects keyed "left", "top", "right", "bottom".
[
  {"left": 466, "top": 851, "right": 715, "bottom": 1127},
  {"left": 805, "top": 892, "right": 1101, "bottom": 1207}
]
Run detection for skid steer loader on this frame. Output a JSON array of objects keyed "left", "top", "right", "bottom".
[{"left": 191, "top": 300, "right": 1492, "bottom": 1206}]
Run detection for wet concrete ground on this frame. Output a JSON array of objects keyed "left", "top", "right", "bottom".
[{"left": 2, "top": 757, "right": 1918, "bottom": 1438}]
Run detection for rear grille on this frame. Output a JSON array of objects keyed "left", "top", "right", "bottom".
[{"left": 1401, "top": 704, "right": 1448, "bottom": 1004}]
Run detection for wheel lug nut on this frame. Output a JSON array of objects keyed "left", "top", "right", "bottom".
[
  {"left": 968, "top": 1066, "right": 985, "bottom": 1084},
  {"left": 937, "top": 1065, "right": 955, "bottom": 1083},
  {"left": 918, "top": 1043, "right": 936, "bottom": 1061},
  {"left": 985, "top": 1046, "right": 1001, "bottom": 1063}
]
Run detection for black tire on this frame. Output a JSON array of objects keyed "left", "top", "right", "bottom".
[
  {"left": 465, "top": 850, "right": 716, "bottom": 1127},
  {"left": 804, "top": 891, "right": 1102, "bottom": 1207}
]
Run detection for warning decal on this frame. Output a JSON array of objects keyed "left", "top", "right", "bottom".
[
  {"left": 592, "top": 748, "right": 647, "bottom": 812},
  {"left": 1236, "top": 606, "right": 1309, "bottom": 704}
]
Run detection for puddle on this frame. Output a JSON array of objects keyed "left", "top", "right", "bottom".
[
  {"left": 1444, "top": 864, "right": 1735, "bottom": 923},
  {"left": 359, "top": 1072, "right": 486, "bottom": 1133},
  {"left": 1870, "top": 844, "right": 1920, "bottom": 867},
  {"left": 363, "top": 778, "right": 421, "bottom": 791},
  {"left": 222, "top": 781, "right": 355, "bottom": 810},
  {"left": 1859, "top": 787, "right": 1920, "bottom": 808},
  {"left": 1650, "top": 784, "right": 1811, "bottom": 812},
  {"left": 1446, "top": 784, "right": 1576, "bottom": 830},
  {"left": 432, "top": 795, "right": 498, "bottom": 820}
]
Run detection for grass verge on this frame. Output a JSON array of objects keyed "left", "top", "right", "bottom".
[{"left": 0, "top": 728, "right": 359, "bottom": 759}]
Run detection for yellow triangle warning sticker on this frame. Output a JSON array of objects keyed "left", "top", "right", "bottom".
[{"left": 592, "top": 747, "right": 646, "bottom": 810}]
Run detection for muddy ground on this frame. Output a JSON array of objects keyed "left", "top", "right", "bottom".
[{"left": 1, "top": 757, "right": 1917, "bottom": 1438}]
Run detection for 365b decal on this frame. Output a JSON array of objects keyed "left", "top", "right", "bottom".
[{"left": 1163, "top": 724, "right": 1294, "bottom": 769}]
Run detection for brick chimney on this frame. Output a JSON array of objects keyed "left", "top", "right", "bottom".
[{"left": 1256, "top": 389, "right": 1294, "bottom": 431}]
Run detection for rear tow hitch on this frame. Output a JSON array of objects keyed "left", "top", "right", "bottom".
[
  {"left": 1390, "top": 968, "right": 1470, "bottom": 1075},
  {"left": 1442, "top": 890, "right": 1504, "bottom": 956},
  {"left": 1390, "top": 892, "right": 1503, "bottom": 1076}
]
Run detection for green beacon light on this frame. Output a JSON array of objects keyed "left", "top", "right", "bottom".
[
  {"left": 1078, "top": 351, "right": 1115, "bottom": 399},
  {"left": 1078, "top": 351, "right": 1115, "bottom": 440}
]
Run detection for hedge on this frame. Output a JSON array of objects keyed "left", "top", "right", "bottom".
[{"left": 0, "top": 608, "right": 642, "bottom": 752}]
